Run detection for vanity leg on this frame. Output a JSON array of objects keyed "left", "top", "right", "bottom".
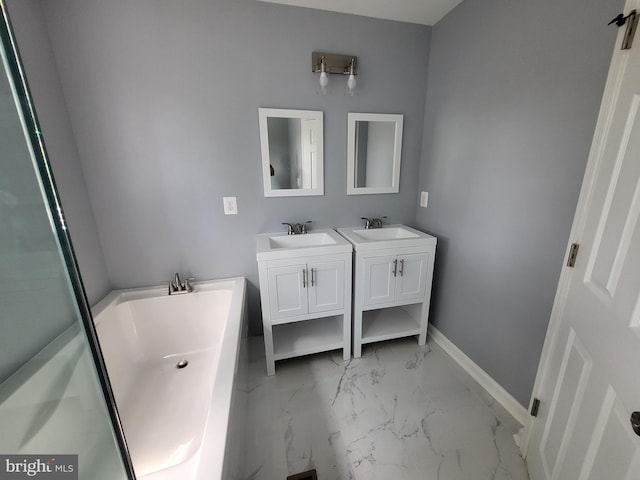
[
  {"left": 353, "top": 308, "right": 362, "bottom": 358},
  {"left": 343, "top": 260, "right": 353, "bottom": 361},
  {"left": 343, "top": 311, "right": 351, "bottom": 361},
  {"left": 263, "top": 323, "right": 276, "bottom": 376},
  {"left": 418, "top": 301, "right": 429, "bottom": 346}
]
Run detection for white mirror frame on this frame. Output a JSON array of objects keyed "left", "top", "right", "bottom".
[
  {"left": 347, "top": 112, "right": 403, "bottom": 195},
  {"left": 258, "top": 108, "right": 324, "bottom": 197}
]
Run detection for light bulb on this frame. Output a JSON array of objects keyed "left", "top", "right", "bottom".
[
  {"left": 347, "top": 73, "right": 357, "bottom": 96},
  {"left": 319, "top": 71, "right": 329, "bottom": 94}
]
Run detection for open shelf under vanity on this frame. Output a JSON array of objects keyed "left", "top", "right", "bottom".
[
  {"left": 361, "top": 304, "right": 423, "bottom": 345},
  {"left": 272, "top": 315, "right": 344, "bottom": 361}
]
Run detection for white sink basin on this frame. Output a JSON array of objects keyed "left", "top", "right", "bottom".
[
  {"left": 351, "top": 226, "right": 419, "bottom": 241},
  {"left": 269, "top": 232, "right": 337, "bottom": 249},
  {"left": 337, "top": 224, "right": 436, "bottom": 251},
  {"left": 257, "top": 228, "right": 352, "bottom": 261}
]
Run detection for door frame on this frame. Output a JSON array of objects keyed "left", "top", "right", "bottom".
[{"left": 523, "top": 2, "right": 635, "bottom": 456}]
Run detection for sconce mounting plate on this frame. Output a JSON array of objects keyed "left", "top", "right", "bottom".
[{"left": 312, "top": 52, "right": 358, "bottom": 75}]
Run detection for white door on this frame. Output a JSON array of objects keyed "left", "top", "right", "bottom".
[
  {"left": 395, "top": 252, "right": 428, "bottom": 302},
  {"left": 526, "top": 3, "right": 640, "bottom": 478},
  {"left": 307, "top": 260, "right": 344, "bottom": 313},
  {"left": 267, "top": 264, "right": 308, "bottom": 319},
  {"left": 300, "top": 118, "right": 317, "bottom": 189},
  {"left": 362, "top": 255, "right": 396, "bottom": 306}
]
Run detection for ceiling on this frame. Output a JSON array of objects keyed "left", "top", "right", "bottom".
[{"left": 255, "top": 0, "right": 464, "bottom": 26}]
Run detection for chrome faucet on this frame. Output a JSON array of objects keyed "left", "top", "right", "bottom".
[
  {"left": 169, "top": 273, "right": 194, "bottom": 295},
  {"left": 282, "top": 221, "right": 312, "bottom": 235},
  {"left": 361, "top": 216, "right": 387, "bottom": 229}
]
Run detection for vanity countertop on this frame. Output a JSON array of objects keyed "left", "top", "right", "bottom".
[
  {"left": 337, "top": 224, "right": 436, "bottom": 251},
  {"left": 256, "top": 228, "right": 352, "bottom": 261}
]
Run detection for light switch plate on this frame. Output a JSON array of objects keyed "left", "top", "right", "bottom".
[
  {"left": 223, "top": 196, "right": 238, "bottom": 215},
  {"left": 420, "top": 191, "right": 429, "bottom": 208}
]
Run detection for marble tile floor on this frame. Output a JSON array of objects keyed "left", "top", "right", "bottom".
[{"left": 242, "top": 337, "right": 530, "bottom": 480}]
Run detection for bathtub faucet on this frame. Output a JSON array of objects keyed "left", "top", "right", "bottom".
[{"left": 169, "top": 273, "right": 194, "bottom": 295}]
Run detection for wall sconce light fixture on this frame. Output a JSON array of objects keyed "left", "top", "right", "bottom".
[
  {"left": 318, "top": 55, "right": 329, "bottom": 94},
  {"left": 312, "top": 52, "right": 358, "bottom": 95}
]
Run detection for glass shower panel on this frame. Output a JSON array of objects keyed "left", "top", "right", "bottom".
[{"left": 0, "top": 8, "right": 134, "bottom": 480}]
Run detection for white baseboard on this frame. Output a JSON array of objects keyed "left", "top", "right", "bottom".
[{"left": 428, "top": 325, "right": 530, "bottom": 429}]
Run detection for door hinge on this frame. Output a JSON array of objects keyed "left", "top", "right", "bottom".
[
  {"left": 530, "top": 398, "right": 541, "bottom": 417},
  {"left": 609, "top": 10, "right": 639, "bottom": 49},
  {"left": 566, "top": 243, "right": 579, "bottom": 268}
]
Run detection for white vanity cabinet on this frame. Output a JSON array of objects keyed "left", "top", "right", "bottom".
[
  {"left": 337, "top": 225, "right": 437, "bottom": 357},
  {"left": 362, "top": 252, "right": 428, "bottom": 306},
  {"left": 257, "top": 229, "right": 352, "bottom": 375},
  {"left": 266, "top": 259, "right": 345, "bottom": 318}
]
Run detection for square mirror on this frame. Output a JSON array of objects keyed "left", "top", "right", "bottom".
[
  {"left": 347, "top": 113, "right": 403, "bottom": 195},
  {"left": 258, "top": 108, "right": 324, "bottom": 197}
]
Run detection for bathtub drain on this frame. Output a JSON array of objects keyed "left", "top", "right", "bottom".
[{"left": 176, "top": 359, "right": 189, "bottom": 369}]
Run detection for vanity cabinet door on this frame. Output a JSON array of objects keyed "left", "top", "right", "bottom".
[
  {"left": 362, "top": 255, "right": 396, "bottom": 306},
  {"left": 395, "top": 252, "right": 428, "bottom": 302},
  {"left": 307, "top": 260, "right": 345, "bottom": 314},
  {"left": 267, "top": 264, "right": 308, "bottom": 319}
]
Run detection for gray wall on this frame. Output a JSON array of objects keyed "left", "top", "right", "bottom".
[
  {"left": 37, "top": 0, "right": 430, "bottom": 333},
  {"left": 416, "top": 0, "right": 622, "bottom": 405},
  {"left": 7, "top": 0, "right": 110, "bottom": 306}
]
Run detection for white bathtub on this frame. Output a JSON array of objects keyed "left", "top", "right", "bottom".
[{"left": 92, "top": 277, "right": 247, "bottom": 480}]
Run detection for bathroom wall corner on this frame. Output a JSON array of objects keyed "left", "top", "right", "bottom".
[
  {"left": 6, "top": 0, "right": 111, "bottom": 304},
  {"left": 415, "top": 0, "right": 622, "bottom": 405}
]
